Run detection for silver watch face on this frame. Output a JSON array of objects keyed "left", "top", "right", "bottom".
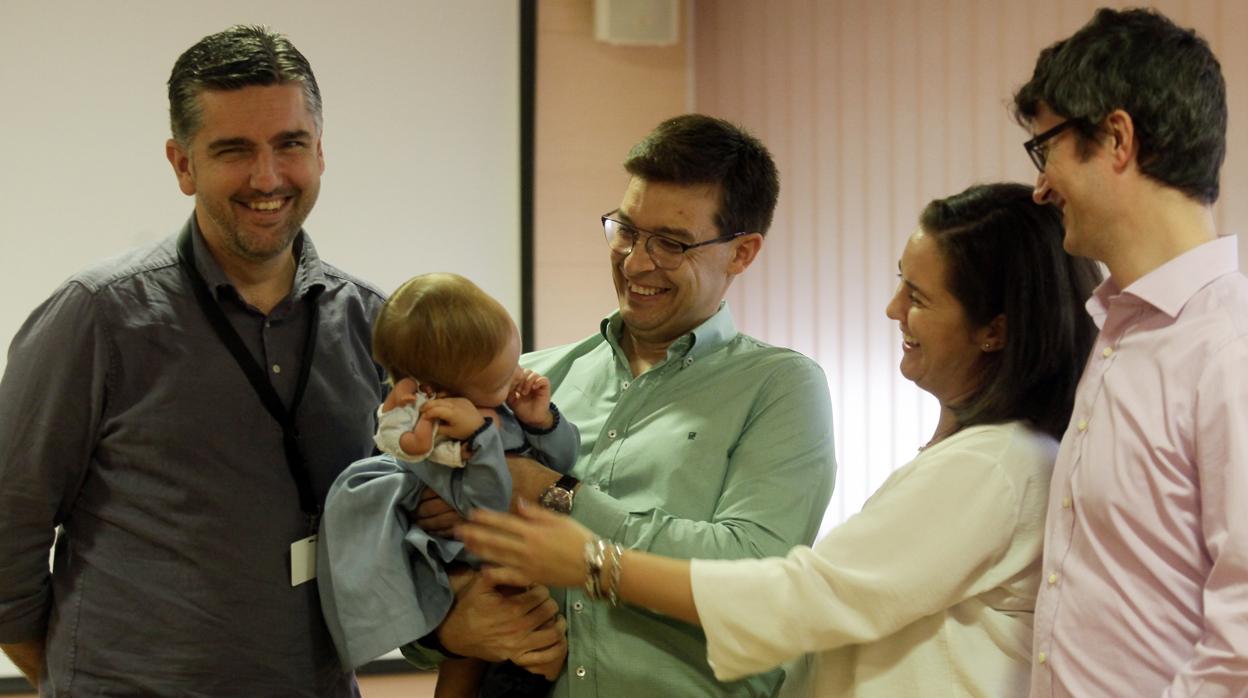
[{"left": 540, "top": 486, "right": 573, "bottom": 514}]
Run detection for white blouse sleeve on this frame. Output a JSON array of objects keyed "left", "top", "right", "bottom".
[{"left": 690, "top": 425, "right": 1051, "bottom": 681}]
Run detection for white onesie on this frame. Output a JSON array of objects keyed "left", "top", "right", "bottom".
[{"left": 372, "top": 392, "right": 465, "bottom": 467}]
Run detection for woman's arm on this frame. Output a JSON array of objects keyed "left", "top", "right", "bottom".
[
  {"left": 619, "top": 549, "right": 698, "bottom": 625},
  {"left": 460, "top": 502, "right": 700, "bottom": 624}
]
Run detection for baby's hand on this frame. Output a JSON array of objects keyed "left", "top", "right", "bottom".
[
  {"left": 381, "top": 377, "right": 424, "bottom": 412},
  {"left": 507, "top": 369, "right": 554, "bottom": 430},
  {"left": 421, "top": 397, "right": 487, "bottom": 440}
]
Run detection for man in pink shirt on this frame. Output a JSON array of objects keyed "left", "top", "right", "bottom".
[{"left": 1013, "top": 7, "right": 1248, "bottom": 696}]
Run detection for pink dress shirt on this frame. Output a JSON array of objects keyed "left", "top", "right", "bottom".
[{"left": 1030, "top": 235, "right": 1248, "bottom": 697}]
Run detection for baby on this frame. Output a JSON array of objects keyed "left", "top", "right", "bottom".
[{"left": 318, "top": 273, "right": 578, "bottom": 695}]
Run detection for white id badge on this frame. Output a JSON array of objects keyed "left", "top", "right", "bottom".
[{"left": 290, "top": 534, "right": 318, "bottom": 586}]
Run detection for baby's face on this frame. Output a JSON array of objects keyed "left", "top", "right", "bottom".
[{"left": 458, "top": 325, "right": 522, "bottom": 408}]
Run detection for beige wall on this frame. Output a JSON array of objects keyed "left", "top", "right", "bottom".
[{"left": 533, "top": 0, "right": 689, "bottom": 348}]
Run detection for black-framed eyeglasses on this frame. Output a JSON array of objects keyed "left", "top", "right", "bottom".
[
  {"left": 601, "top": 215, "right": 746, "bottom": 270},
  {"left": 1023, "top": 119, "right": 1078, "bottom": 172}
]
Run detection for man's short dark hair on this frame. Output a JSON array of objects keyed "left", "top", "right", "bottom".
[
  {"left": 1013, "top": 7, "right": 1226, "bottom": 204},
  {"left": 921, "top": 183, "right": 1102, "bottom": 439},
  {"left": 168, "top": 25, "right": 322, "bottom": 145},
  {"left": 624, "top": 114, "right": 780, "bottom": 236}
]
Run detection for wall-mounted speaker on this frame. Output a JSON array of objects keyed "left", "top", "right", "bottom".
[{"left": 594, "top": 0, "right": 680, "bottom": 46}]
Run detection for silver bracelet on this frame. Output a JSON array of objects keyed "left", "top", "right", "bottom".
[
  {"left": 606, "top": 542, "right": 623, "bottom": 608},
  {"left": 584, "top": 538, "right": 606, "bottom": 600},
  {"left": 583, "top": 537, "right": 624, "bottom": 606}
]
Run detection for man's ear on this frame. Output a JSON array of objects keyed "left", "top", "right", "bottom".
[
  {"left": 727, "top": 233, "right": 764, "bottom": 275},
  {"left": 1103, "top": 109, "right": 1137, "bottom": 173},
  {"left": 166, "top": 139, "right": 196, "bottom": 196}
]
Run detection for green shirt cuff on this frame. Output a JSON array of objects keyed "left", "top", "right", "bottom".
[{"left": 570, "top": 483, "right": 629, "bottom": 539}]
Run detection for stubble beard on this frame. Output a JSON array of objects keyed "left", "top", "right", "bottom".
[{"left": 200, "top": 186, "right": 318, "bottom": 264}]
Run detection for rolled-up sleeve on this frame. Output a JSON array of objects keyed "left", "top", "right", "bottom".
[{"left": 0, "top": 281, "right": 110, "bottom": 642}]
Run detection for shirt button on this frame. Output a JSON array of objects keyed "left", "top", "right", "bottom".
[
  {"left": 1062, "top": 497, "right": 1072, "bottom": 509},
  {"left": 1102, "top": 346, "right": 1114, "bottom": 358},
  {"left": 1048, "top": 573, "right": 1058, "bottom": 585},
  {"left": 683, "top": 357, "right": 694, "bottom": 367},
  {"left": 1077, "top": 419, "right": 1088, "bottom": 432},
  {"left": 607, "top": 429, "right": 618, "bottom": 439},
  {"left": 575, "top": 666, "right": 587, "bottom": 678},
  {"left": 272, "top": 364, "right": 282, "bottom": 374},
  {"left": 573, "top": 601, "right": 584, "bottom": 612},
  {"left": 1037, "top": 652, "right": 1047, "bottom": 664},
  {"left": 264, "top": 320, "right": 272, "bottom": 328},
  {"left": 622, "top": 381, "right": 630, "bottom": 390}
]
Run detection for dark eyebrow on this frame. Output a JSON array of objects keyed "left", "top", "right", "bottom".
[
  {"left": 897, "top": 263, "right": 930, "bottom": 299},
  {"left": 206, "top": 137, "right": 252, "bottom": 153},
  {"left": 903, "top": 278, "right": 931, "bottom": 300},
  {"left": 614, "top": 211, "right": 696, "bottom": 243},
  {"left": 274, "top": 130, "right": 314, "bottom": 143},
  {"left": 206, "top": 131, "right": 313, "bottom": 153}
]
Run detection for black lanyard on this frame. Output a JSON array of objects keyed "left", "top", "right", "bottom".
[{"left": 176, "top": 228, "right": 323, "bottom": 520}]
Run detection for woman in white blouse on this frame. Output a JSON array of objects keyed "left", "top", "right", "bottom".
[{"left": 461, "top": 183, "right": 1101, "bottom": 697}]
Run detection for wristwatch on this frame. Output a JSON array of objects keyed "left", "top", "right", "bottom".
[{"left": 539, "top": 474, "right": 580, "bottom": 514}]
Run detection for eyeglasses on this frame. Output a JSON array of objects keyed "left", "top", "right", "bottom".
[
  {"left": 1023, "top": 119, "right": 1078, "bottom": 172},
  {"left": 601, "top": 215, "right": 746, "bottom": 270}
]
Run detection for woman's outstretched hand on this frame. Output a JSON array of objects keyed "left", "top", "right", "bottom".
[{"left": 459, "top": 501, "right": 595, "bottom": 588}]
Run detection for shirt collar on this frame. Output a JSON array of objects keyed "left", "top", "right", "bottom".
[
  {"left": 187, "top": 214, "right": 327, "bottom": 302},
  {"left": 1088, "top": 235, "right": 1239, "bottom": 323},
  {"left": 599, "top": 301, "right": 738, "bottom": 363}
]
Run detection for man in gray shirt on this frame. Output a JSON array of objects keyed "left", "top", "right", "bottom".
[{"left": 0, "top": 25, "right": 558, "bottom": 696}]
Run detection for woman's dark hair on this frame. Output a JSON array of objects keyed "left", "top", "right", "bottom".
[{"left": 922, "top": 183, "right": 1101, "bottom": 439}]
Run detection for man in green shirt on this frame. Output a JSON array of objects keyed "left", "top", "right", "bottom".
[{"left": 422, "top": 114, "right": 836, "bottom": 696}]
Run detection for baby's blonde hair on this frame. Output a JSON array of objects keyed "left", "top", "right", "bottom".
[{"left": 372, "top": 273, "right": 515, "bottom": 392}]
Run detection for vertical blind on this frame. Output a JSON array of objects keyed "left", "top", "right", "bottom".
[{"left": 692, "top": 0, "right": 1248, "bottom": 533}]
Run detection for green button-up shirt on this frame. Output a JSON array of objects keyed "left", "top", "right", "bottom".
[{"left": 522, "top": 304, "right": 836, "bottom": 697}]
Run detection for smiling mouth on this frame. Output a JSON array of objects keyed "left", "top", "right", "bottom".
[
  {"left": 902, "top": 333, "right": 919, "bottom": 349},
  {"left": 628, "top": 282, "right": 668, "bottom": 297},
  {"left": 242, "top": 197, "right": 288, "bottom": 212}
]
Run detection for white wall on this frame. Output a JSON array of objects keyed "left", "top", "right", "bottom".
[{"left": 0, "top": 0, "right": 521, "bottom": 376}]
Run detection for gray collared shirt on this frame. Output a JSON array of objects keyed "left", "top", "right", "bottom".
[{"left": 0, "top": 217, "right": 388, "bottom": 696}]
